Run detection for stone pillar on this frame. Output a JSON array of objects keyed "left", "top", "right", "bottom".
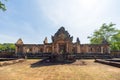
[
  {"left": 77, "top": 44, "right": 80, "bottom": 53},
  {"left": 15, "top": 46, "right": 18, "bottom": 56},
  {"left": 56, "top": 44, "right": 59, "bottom": 54},
  {"left": 101, "top": 47, "right": 103, "bottom": 53},
  {"left": 23, "top": 47, "right": 26, "bottom": 53},
  {"left": 52, "top": 45, "right": 54, "bottom": 53},
  {"left": 107, "top": 45, "right": 110, "bottom": 53},
  {"left": 79, "top": 45, "right": 81, "bottom": 53},
  {"left": 70, "top": 44, "right": 73, "bottom": 53},
  {"left": 87, "top": 46, "right": 89, "bottom": 53},
  {"left": 43, "top": 45, "right": 46, "bottom": 53},
  {"left": 66, "top": 43, "right": 68, "bottom": 53},
  {"left": 108, "top": 46, "right": 111, "bottom": 54},
  {"left": 19, "top": 46, "right": 22, "bottom": 53},
  {"left": 32, "top": 47, "right": 34, "bottom": 53}
]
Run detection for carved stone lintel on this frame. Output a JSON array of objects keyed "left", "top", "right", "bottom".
[{"left": 52, "top": 27, "right": 73, "bottom": 42}]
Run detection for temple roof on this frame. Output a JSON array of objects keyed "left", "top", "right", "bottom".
[
  {"left": 52, "top": 27, "right": 73, "bottom": 42},
  {"left": 16, "top": 38, "right": 23, "bottom": 44}
]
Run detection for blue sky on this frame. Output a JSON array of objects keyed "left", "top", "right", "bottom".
[{"left": 0, "top": 0, "right": 120, "bottom": 44}]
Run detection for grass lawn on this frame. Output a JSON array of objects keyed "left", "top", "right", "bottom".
[{"left": 0, "top": 59, "right": 120, "bottom": 80}]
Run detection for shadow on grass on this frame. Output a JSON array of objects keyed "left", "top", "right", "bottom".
[
  {"left": 31, "top": 58, "right": 70, "bottom": 68},
  {"left": 30, "top": 58, "right": 86, "bottom": 68}
]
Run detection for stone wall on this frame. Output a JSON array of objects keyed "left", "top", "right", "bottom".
[
  {"left": 111, "top": 51, "right": 120, "bottom": 58},
  {"left": 0, "top": 59, "right": 25, "bottom": 67}
]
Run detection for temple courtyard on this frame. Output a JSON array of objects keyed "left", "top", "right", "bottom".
[{"left": 0, "top": 59, "right": 120, "bottom": 80}]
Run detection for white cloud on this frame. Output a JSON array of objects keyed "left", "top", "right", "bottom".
[
  {"left": 1, "top": 0, "right": 119, "bottom": 44},
  {"left": 36, "top": 0, "right": 113, "bottom": 43}
]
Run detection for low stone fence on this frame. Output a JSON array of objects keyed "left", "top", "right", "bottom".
[
  {"left": 0, "top": 59, "right": 25, "bottom": 67},
  {"left": 75, "top": 53, "right": 112, "bottom": 59},
  {"left": 111, "top": 51, "right": 120, "bottom": 58},
  {"left": 95, "top": 59, "right": 120, "bottom": 68},
  {"left": 0, "top": 52, "right": 16, "bottom": 58},
  {"left": 17, "top": 53, "right": 113, "bottom": 59}
]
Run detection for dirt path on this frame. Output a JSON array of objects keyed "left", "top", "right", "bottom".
[{"left": 0, "top": 59, "right": 119, "bottom": 80}]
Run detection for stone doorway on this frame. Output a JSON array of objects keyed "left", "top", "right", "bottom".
[{"left": 59, "top": 44, "right": 66, "bottom": 54}]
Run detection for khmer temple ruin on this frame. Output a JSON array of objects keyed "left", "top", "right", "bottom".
[{"left": 15, "top": 27, "right": 110, "bottom": 57}]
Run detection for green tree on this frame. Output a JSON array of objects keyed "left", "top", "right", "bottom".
[
  {"left": 111, "top": 30, "right": 120, "bottom": 42},
  {"left": 88, "top": 22, "right": 120, "bottom": 50},
  {"left": 88, "top": 22, "right": 117, "bottom": 44},
  {"left": 9, "top": 43, "right": 15, "bottom": 51},
  {"left": 0, "top": 43, "right": 15, "bottom": 52},
  {"left": 0, "top": 0, "right": 6, "bottom": 11},
  {"left": 0, "top": 43, "right": 6, "bottom": 51},
  {"left": 110, "top": 30, "right": 120, "bottom": 50}
]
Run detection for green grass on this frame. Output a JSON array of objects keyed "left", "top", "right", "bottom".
[{"left": 0, "top": 59, "right": 119, "bottom": 80}]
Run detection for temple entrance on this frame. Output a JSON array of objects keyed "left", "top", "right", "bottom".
[{"left": 59, "top": 44, "right": 66, "bottom": 54}]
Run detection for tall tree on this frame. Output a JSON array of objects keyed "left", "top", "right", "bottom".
[
  {"left": 0, "top": 43, "right": 15, "bottom": 52},
  {"left": 88, "top": 22, "right": 117, "bottom": 44},
  {"left": 0, "top": 0, "right": 6, "bottom": 11},
  {"left": 111, "top": 30, "right": 120, "bottom": 42},
  {"left": 88, "top": 22, "right": 120, "bottom": 50},
  {"left": 110, "top": 30, "right": 120, "bottom": 50}
]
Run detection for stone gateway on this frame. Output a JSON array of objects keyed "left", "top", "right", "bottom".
[{"left": 15, "top": 27, "right": 110, "bottom": 57}]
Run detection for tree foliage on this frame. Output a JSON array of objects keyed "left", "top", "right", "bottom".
[
  {"left": 0, "top": 43, "right": 15, "bottom": 52},
  {"left": 110, "top": 30, "right": 120, "bottom": 50},
  {"left": 111, "top": 30, "right": 120, "bottom": 42},
  {"left": 0, "top": 0, "right": 6, "bottom": 11},
  {"left": 88, "top": 22, "right": 120, "bottom": 50}
]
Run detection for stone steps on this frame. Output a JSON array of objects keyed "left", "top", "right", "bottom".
[{"left": 95, "top": 59, "right": 120, "bottom": 68}]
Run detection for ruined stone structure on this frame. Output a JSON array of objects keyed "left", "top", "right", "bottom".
[{"left": 15, "top": 27, "right": 110, "bottom": 56}]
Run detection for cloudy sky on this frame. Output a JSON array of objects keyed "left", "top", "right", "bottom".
[{"left": 0, "top": 0, "right": 120, "bottom": 44}]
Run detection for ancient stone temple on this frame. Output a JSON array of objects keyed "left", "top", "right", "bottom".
[{"left": 15, "top": 27, "right": 110, "bottom": 56}]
